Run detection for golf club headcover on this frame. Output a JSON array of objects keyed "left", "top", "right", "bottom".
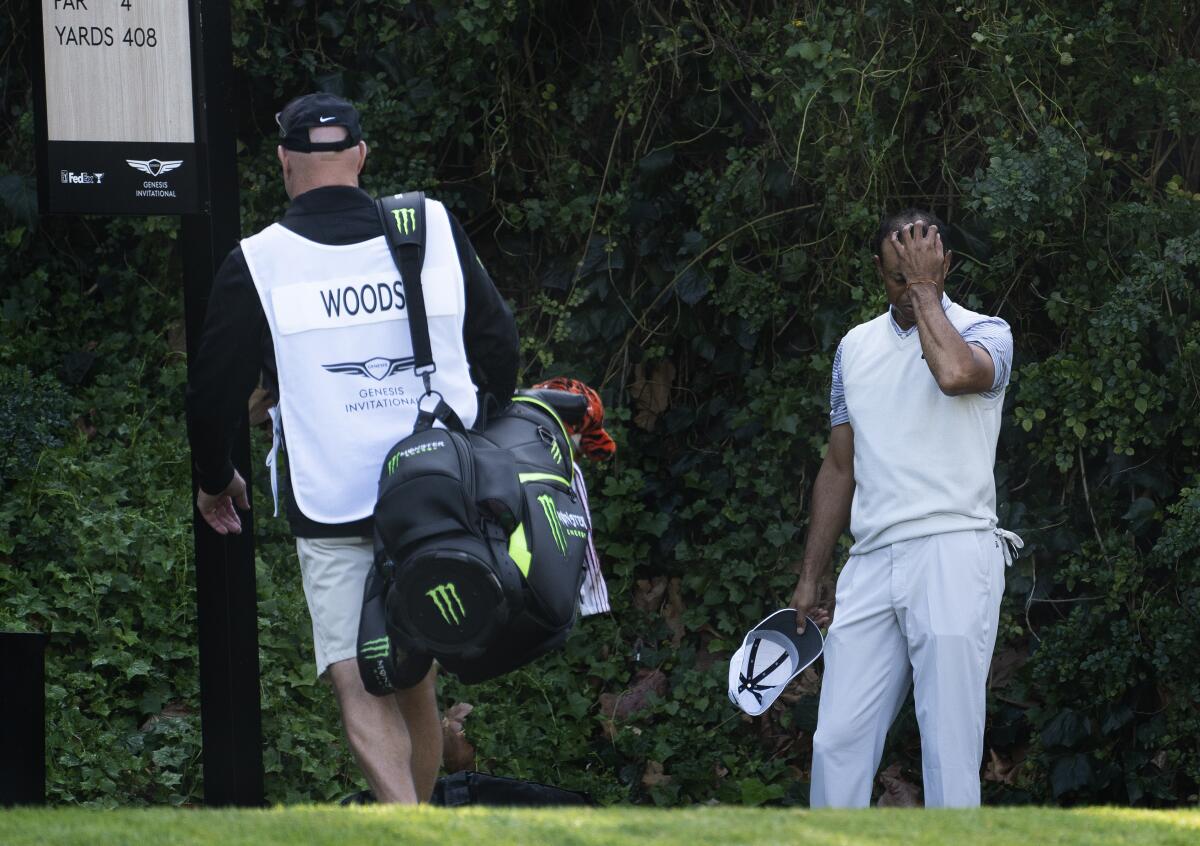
[{"left": 357, "top": 558, "right": 432, "bottom": 694}]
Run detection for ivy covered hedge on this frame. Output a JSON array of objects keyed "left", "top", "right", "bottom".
[{"left": 2, "top": 0, "right": 1199, "bottom": 807}]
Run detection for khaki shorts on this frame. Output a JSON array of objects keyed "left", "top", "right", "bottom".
[{"left": 296, "top": 536, "right": 373, "bottom": 678}]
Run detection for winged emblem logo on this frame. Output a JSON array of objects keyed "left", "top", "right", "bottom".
[
  {"left": 125, "top": 159, "right": 184, "bottom": 177},
  {"left": 322, "top": 356, "right": 415, "bottom": 381}
]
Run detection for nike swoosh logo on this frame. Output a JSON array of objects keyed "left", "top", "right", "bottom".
[{"left": 319, "top": 116, "right": 336, "bottom": 123}]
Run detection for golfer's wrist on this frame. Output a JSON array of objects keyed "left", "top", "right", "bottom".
[
  {"left": 198, "top": 461, "right": 236, "bottom": 496},
  {"left": 797, "top": 561, "right": 824, "bottom": 582}
]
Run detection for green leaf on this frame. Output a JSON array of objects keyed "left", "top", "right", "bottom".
[
  {"left": 786, "top": 40, "right": 821, "bottom": 61},
  {"left": 676, "top": 268, "right": 711, "bottom": 306},
  {"left": 1042, "top": 710, "right": 1091, "bottom": 749},
  {"left": 739, "top": 777, "right": 786, "bottom": 806},
  {"left": 1050, "top": 754, "right": 1093, "bottom": 798}
]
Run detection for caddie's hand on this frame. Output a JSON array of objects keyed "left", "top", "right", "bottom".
[
  {"left": 789, "top": 574, "right": 831, "bottom": 634},
  {"left": 196, "top": 470, "right": 250, "bottom": 535},
  {"left": 889, "top": 221, "right": 949, "bottom": 296}
]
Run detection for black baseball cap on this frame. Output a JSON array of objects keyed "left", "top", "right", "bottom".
[{"left": 275, "top": 93, "right": 363, "bottom": 152}]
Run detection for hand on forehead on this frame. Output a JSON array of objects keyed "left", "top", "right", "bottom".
[
  {"left": 885, "top": 219, "right": 940, "bottom": 257},
  {"left": 877, "top": 219, "right": 925, "bottom": 257}
]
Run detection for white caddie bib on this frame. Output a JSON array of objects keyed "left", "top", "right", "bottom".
[{"left": 242, "top": 198, "right": 478, "bottom": 523}]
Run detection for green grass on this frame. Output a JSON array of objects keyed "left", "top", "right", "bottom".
[{"left": 1, "top": 806, "right": 1197, "bottom": 846}]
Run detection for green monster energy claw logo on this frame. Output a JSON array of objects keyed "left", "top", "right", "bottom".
[
  {"left": 426, "top": 582, "right": 466, "bottom": 625},
  {"left": 538, "top": 493, "right": 568, "bottom": 555},
  {"left": 360, "top": 636, "right": 389, "bottom": 659},
  {"left": 391, "top": 207, "right": 417, "bottom": 235},
  {"left": 549, "top": 439, "right": 562, "bottom": 465}
]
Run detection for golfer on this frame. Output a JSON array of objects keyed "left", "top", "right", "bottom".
[
  {"left": 186, "top": 93, "right": 518, "bottom": 803},
  {"left": 789, "top": 210, "right": 1019, "bottom": 808}
]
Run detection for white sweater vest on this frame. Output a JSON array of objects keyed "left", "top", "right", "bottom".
[
  {"left": 841, "top": 304, "right": 1004, "bottom": 554},
  {"left": 242, "top": 197, "right": 477, "bottom": 524}
]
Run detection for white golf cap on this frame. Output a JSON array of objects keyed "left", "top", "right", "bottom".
[{"left": 727, "top": 609, "right": 824, "bottom": 716}]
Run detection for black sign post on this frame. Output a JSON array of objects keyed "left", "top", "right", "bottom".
[
  {"left": 179, "top": 0, "right": 266, "bottom": 808},
  {"left": 0, "top": 633, "right": 48, "bottom": 806},
  {"left": 31, "top": 0, "right": 265, "bottom": 806}
]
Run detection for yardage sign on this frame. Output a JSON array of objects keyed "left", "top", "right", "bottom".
[{"left": 33, "top": 1, "right": 201, "bottom": 214}]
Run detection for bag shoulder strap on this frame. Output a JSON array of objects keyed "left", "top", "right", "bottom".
[
  {"left": 375, "top": 192, "right": 433, "bottom": 387},
  {"left": 376, "top": 192, "right": 465, "bottom": 435}
]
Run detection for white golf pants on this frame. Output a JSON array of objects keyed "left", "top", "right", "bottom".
[{"left": 810, "top": 528, "right": 1007, "bottom": 808}]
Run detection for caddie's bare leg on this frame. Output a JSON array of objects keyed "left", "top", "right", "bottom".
[
  {"left": 394, "top": 664, "right": 442, "bottom": 802},
  {"left": 329, "top": 657, "right": 418, "bottom": 804}
]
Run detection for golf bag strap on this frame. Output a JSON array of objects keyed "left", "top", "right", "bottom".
[
  {"left": 414, "top": 396, "right": 467, "bottom": 435},
  {"left": 375, "top": 192, "right": 434, "bottom": 381}
]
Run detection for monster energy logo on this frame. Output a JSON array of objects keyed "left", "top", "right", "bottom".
[
  {"left": 426, "top": 582, "right": 466, "bottom": 625},
  {"left": 386, "top": 440, "right": 446, "bottom": 475},
  {"left": 538, "top": 493, "right": 568, "bottom": 555},
  {"left": 360, "top": 636, "right": 389, "bottom": 659},
  {"left": 549, "top": 439, "right": 562, "bottom": 465},
  {"left": 391, "top": 207, "right": 417, "bottom": 235}
]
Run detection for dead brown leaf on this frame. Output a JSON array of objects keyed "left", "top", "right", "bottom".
[
  {"left": 442, "top": 701, "right": 476, "bottom": 772},
  {"left": 628, "top": 361, "right": 675, "bottom": 430},
  {"left": 139, "top": 700, "right": 194, "bottom": 733},
  {"left": 633, "top": 577, "right": 667, "bottom": 613},
  {"left": 793, "top": 666, "right": 822, "bottom": 697},
  {"left": 641, "top": 760, "right": 672, "bottom": 787},
  {"left": 248, "top": 385, "right": 277, "bottom": 428},
  {"left": 599, "top": 668, "right": 669, "bottom": 723},
  {"left": 876, "top": 763, "right": 922, "bottom": 808},
  {"left": 166, "top": 321, "right": 187, "bottom": 355},
  {"left": 599, "top": 716, "right": 618, "bottom": 742},
  {"left": 1156, "top": 684, "right": 1173, "bottom": 710},
  {"left": 988, "top": 647, "right": 1027, "bottom": 692},
  {"left": 983, "top": 748, "right": 1022, "bottom": 785},
  {"left": 74, "top": 413, "right": 97, "bottom": 441}
]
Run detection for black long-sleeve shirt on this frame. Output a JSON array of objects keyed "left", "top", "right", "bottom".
[{"left": 186, "top": 185, "right": 519, "bottom": 537}]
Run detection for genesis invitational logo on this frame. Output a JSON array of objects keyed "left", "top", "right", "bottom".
[
  {"left": 323, "top": 355, "right": 416, "bottom": 381},
  {"left": 126, "top": 158, "right": 184, "bottom": 199},
  {"left": 126, "top": 159, "right": 184, "bottom": 177}
]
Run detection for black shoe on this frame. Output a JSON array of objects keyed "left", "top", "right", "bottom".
[{"left": 339, "top": 788, "right": 376, "bottom": 806}]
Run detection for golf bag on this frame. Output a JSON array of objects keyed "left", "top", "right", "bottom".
[
  {"left": 356, "top": 192, "right": 590, "bottom": 690},
  {"left": 432, "top": 771, "right": 594, "bottom": 807}
]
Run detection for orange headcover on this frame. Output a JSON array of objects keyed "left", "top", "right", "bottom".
[{"left": 532, "top": 377, "right": 616, "bottom": 461}]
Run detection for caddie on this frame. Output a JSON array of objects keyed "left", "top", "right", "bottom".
[
  {"left": 789, "top": 209, "right": 1021, "bottom": 808},
  {"left": 185, "top": 93, "right": 518, "bottom": 803}
]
